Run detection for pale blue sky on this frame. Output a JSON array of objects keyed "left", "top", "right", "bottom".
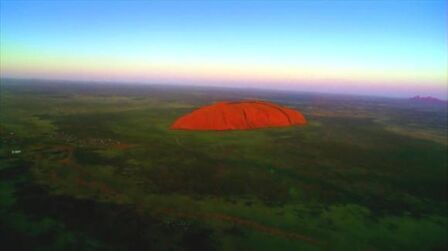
[{"left": 1, "top": 0, "right": 446, "bottom": 98}]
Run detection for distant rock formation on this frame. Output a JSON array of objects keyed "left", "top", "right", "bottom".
[
  {"left": 171, "top": 101, "right": 307, "bottom": 131},
  {"left": 409, "top": 96, "right": 447, "bottom": 105}
]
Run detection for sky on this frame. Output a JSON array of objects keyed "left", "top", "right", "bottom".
[{"left": 0, "top": 0, "right": 447, "bottom": 99}]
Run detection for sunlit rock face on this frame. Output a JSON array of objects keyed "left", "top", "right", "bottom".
[{"left": 171, "top": 101, "right": 307, "bottom": 131}]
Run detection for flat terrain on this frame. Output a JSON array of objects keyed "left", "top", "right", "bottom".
[{"left": 1, "top": 79, "right": 447, "bottom": 251}]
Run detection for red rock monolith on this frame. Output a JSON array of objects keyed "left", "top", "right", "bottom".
[{"left": 171, "top": 101, "right": 307, "bottom": 131}]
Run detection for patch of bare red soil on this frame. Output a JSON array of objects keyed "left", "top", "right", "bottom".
[{"left": 171, "top": 101, "right": 307, "bottom": 131}]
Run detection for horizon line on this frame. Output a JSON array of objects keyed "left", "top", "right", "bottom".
[{"left": 1, "top": 76, "right": 446, "bottom": 102}]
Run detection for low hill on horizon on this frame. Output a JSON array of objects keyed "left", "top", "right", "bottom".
[{"left": 409, "top": 95, "right": 447, "bottom": 104}]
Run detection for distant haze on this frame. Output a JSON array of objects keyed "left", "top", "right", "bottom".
[{"left": 1, "top": 1, "right": 446, "bottom": 99}]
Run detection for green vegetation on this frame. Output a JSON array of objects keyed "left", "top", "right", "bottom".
[{"left": 1, "top": 79, "right": 447, "bottom": 250}]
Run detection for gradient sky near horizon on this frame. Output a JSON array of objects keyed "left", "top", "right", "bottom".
[{"left": 1, "top": 0, "right": 447, "bottom": 98}]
